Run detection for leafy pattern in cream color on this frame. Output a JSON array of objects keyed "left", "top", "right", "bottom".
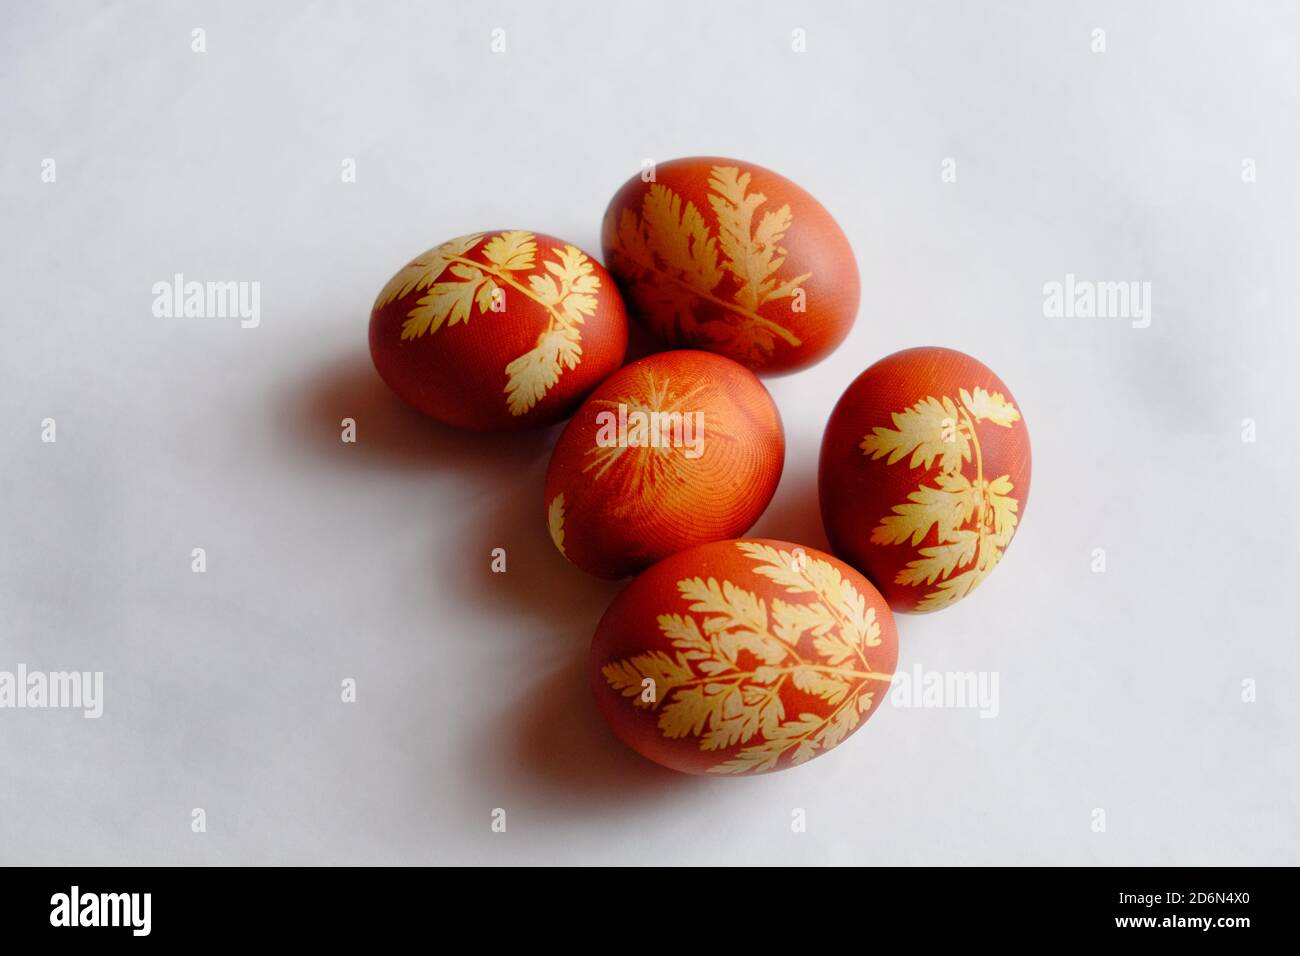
[
  {"left": 602, "top": 542, "right": 893, "bottom": 774},
  {"left": 611, "top": 166, "right": 810, "bottom": 367},
  {"left": 547, "top": 493, "right": 566, "bottom": 557},
  {"left": 377, "top": 232, "right": 601, "bottom": 415},
  {"left": 861, "top": 386, "right": 1022, "bottom": 611},
  {"left": 579, "top": 368, "right": 723, "bottom": 514}
]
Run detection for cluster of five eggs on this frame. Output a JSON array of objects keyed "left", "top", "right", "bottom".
[{"left": 369, "top": 157, "right": 1032, "bottom": 776}]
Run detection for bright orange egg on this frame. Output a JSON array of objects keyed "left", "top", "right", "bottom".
[
  {"left": 369, "top": 230, "right": 627, "bottom": 431},
  {"left": 590, "top": 538, "right": 898, "bottom": 775},
  {"left": 544, "top": 351, "right": 783, "bottom": 579},
  {"left": 601, "top": 157, "right": 858, "bottom": 374},
  {"left": 819, "top": 347, "right": 1032, "bottom": 613}
]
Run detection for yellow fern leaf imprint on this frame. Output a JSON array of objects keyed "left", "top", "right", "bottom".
[
  {"left": 581, "top": 369, "right": 724, "bottom": 512},
  {"left": 600, "top": 542, "right": 893, "bottom": 774},
  {"left": 547, "top": 494, "right": 566, "bottom": 556},
  {"left": 861, "top": 387, "right": 1022, "bottom": 611},
  {"left": 385, "top": 232, "right": 600, "bottom": 416},
  {"left": 611, "top": 166, "right": 809, "bottom": 366}
]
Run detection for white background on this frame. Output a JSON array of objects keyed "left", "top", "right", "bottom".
[{"left": 2, "top": 0, "right": 1297, "bottom": 865}]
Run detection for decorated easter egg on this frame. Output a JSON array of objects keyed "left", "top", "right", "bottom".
[
  {"left": 819, "top": 347, "right": 1031, "bottom": 613},
  {"left": 369, "top": 230, "right": 628, "bottom": 431},
  {"left": 591, "top": 538, "right": 898, "bottom": 775},
  {"left": 601, "top": 157, "right": 858, "bottom": 374},
  {"left": 544, "top": 350, "right": 783, "bottom": 579}
]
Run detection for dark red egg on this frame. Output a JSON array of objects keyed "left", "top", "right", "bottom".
[
  {"left": 590, "top": 538, "right": 898, "bottom": 775},
  {"left": 545, "top": 351, "right": 784, "bottom": 579},
  {"left": 820, "top": 347, "right": 1031, "bottom": 613},
  {"left": 601, "top": 157, "right": 857, "bottom": 374},
  {"left": 369, "top": 230, "right": 627, "bottom": 431}
]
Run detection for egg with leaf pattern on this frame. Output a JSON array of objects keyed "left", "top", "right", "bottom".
[
  {"left": 601, "top": 157, "right": 858, "bottom": 374},
  {"left": 544, "top": 351, "right": 784, "bottom": 579},
  {"left": 819, "top": 347, "right": 1032, "bottom": 613},
  {"left": 590, "top": 538, "right": 898, "bottom": 775},
  {"left": 369, "top": 230, "right": 628, "bottom": 431}
]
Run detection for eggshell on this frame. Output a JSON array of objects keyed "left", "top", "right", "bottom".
[
  {"left": 590, "top": 538, "right": 898, "bottom": 775},
  {"left": 819, "top": 347, "right": 1031, "bottom": 613},
  {"left": 544, "top": 351, "right": 783, "bottom": 579},
  {"left": 601, "top": 157, "right": 858, "bottom": 374},
  {"left": 369, "top": 230, "right": 627, "bottom": 431}
]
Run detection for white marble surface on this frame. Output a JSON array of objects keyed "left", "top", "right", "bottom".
[{"left": 2, "top": 0, "right": 1297, "bottom": 865}]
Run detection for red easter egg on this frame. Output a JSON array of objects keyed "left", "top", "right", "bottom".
[
  {"left": 601, "top": 157, "right": 858, "bottom": 374},
  {"left": 819, "top": 347, "right": 1032, "bottom": 613},
  {"left": 369, "top": 231, "right": 628, "bottom": 431},
  {"left": 544, "top": 351, "right": 783, "bottom": 579},
  {"left": 590, "top": 538, "right": 898, "bottom": 775}
]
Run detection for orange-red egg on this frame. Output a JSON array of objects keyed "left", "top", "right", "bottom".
[
  {"left": 590, "top": 538, "right": 898, "bottom": 775},
  {"left": 369, "top": 230, "right": 628, "bottom": 431},
  {"left": 819, "top": 347, "right": 1032, "bottom": 613},
  {"left": 601, "top": 157, "right": 858, "bottom": 375},
  {"left": 544, "top": 351, "right": 783, "bottom": 579}
]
